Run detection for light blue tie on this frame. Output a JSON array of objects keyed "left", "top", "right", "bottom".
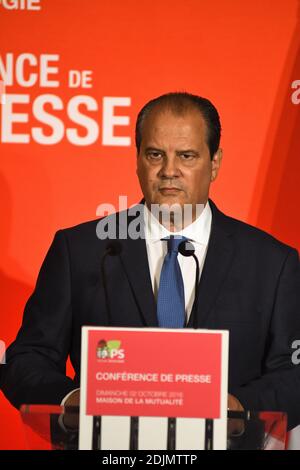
[{"left": 157, "top": 236, "right": 186, "bottom": 328}]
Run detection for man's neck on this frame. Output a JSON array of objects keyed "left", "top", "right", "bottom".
[{"left": 145, "top": 200, "right": 208, "bottom": 232}]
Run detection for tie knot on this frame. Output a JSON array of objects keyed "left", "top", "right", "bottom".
[{"left": 164, "top": 235, "right": 187, "bottom": 253}]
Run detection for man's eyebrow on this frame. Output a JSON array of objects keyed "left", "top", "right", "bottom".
[
  {"left": 176, "top": 149, "right": 199, "bottom": 154},
  {"left": 144, "top": 147, "right": 166, "bottom": 153},
  {"left": 144, "top": 147, "right": 199, "bottom": 154}
]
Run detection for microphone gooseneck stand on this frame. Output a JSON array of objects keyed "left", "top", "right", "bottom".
[{"left": 178, "top": 240, "right": 200, "bottom": 329}]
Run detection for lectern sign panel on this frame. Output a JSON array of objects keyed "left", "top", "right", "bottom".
[{"left": 80, "top": 327, "right": 228, "bottom": 419}]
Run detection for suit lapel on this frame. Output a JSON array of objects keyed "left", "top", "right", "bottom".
[
  {"left": 118, "top": 210, "right": 158, "bottom": 327},
  {"left": 187, "top": 200, "right": 235, "bottom": 328}
]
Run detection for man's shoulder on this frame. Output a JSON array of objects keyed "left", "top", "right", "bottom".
[
  {"left": 211, "top": 200, "right": 298, "bottom": 257},
  {"left": 56, "top": 206, "right": 133, "bottom": 245},
  {"left": 61, "top": 217, "right": 101, "bottom": 238}
]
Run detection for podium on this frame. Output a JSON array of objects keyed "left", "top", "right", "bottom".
[
  {"left": 79, "top": 327, "right": 230, "bottom": 449},
  {"left": 18, "top": 327, "right": 287, "bottom": 450},
  {"left": 20, "top": 405, "right": 287, "bottom": 450}
]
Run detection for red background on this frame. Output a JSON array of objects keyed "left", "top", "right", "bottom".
[{"left": 0, "top": 0, "right": 299, "bottom": 448}]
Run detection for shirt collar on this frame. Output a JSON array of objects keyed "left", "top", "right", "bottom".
[{"left": 143, "top": 201, "right": 212, "bottom": 246}]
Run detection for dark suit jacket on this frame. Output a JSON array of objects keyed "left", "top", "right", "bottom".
[{"left": 1, "top": 200, "right": 300, "bottom": 429}]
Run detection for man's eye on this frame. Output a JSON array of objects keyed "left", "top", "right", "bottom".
[
  {"left": 181, "top": 154, "right": 194, "bottom": 160},
  {"left": 147, "top": 152, "right": 162, "bottom": 159}
]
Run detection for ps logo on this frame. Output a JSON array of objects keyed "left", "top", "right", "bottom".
[{"left": 0, "top": 0, "right": 41, "bottom": 10}]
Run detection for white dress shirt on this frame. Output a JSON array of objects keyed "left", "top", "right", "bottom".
[{"left": 143, "top": 201, "right": 212, "bottom": 322}]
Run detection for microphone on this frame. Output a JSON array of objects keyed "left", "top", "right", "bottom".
[
  {"left": 105, "top": 240, "right": 122, "bottom": 256},
  {"left": 178, "top": 240, "right": 195, "bottom": 257},
  {"left": 101, "top": 241, "right": 123, "bottom": 324},
  {"left": 178, "top": 240, "right": 199, "bottom": 329}
]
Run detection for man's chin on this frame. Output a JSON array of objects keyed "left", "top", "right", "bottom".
[{"left": 149, "top": 194, "right": 186, "bottom": 208}]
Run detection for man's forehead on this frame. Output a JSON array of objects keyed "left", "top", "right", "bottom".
[
  {"left": 141, "top": 107, "right": 207, "bottom": 139},
  {"left": 145, "top": 105, "right": 205, "bottom": 123}
]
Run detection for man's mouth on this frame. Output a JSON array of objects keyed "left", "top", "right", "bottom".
[{"left": 159, "top": 187, "right": 182, "bottom": 192}]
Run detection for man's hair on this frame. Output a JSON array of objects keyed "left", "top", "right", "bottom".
[{"left": 135, "top": 91, "right": 221, "bottom": 159}]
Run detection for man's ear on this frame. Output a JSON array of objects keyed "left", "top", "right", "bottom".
[{"left": 211, "top": 148, "right": 223, "bottom": 182}]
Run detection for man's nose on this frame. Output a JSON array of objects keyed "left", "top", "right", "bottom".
[{"left": 159, "top": 156, "right": 181, "bottom": 178}]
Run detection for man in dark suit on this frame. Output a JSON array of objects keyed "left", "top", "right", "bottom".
[{"left": 1, "top": 92, "right": 300, "bottom": 429}]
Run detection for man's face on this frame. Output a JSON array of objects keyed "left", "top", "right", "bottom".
[{"left": 136, "top": 108, "right": 222, "bottom": 213}]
